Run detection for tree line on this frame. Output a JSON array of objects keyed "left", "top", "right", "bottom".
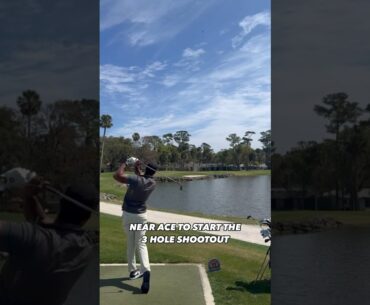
[
  {"left": 272, "top": 92, "right": 370, "bottom": 210},
  {"left": 0, "top": 90, "right": 99, "bottom": 186},
  {"left": 100, "top": 115, "right": 271, "bottom": 171}
]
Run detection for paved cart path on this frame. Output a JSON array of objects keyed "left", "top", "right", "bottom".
[{"left": 100, "top": 201, "right": 269, "bottom": 246}]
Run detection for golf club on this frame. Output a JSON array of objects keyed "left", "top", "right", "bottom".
[
  {"left": 45, "top": 185, "right": 99, "bottom": 216},
  {"left": 0, "top": 168, "right": 98, "bottom": 216},
  {"left": 144, "top": 162, "right": 183, "bottom": 191},
  {"left": 253, "top": 247, "right": 270, "bottom": 284},
  {"left": 247, "top": 215, "right": 271, "bottom": 284}
]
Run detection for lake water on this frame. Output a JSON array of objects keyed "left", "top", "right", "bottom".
[
  {"left": 272, "top": 227, "right": 370, "bottom": 305},
  {"left": 148, "top": 175, "right": 270, "bottom": 219}
]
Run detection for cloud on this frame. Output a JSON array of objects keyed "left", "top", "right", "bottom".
[
  {"left": 232, "top": 11, "right": 270, "bottom": 48},
  {"left": 209, "top": 34, "right": 270, "bottom": 82},
  {"left": 173, "top": 47, "right": 206, "bottom": 72},
  {"left": 101, "top": 0, "right": 215, "bottom": 47},
  {"left": 271, "top": 0, "right": 370, "bottom": 151},
  {"left": 108, "top": 30, "right": 271, "bottom": 150},
  {"left": 101, "top": 5, "right": 271, "bottom": 150},
  {"left": 100, "top": 61, "right": 167, "bottom": 107},
  {"left": 142, "top": 61, "right": 167, "bottom": 77},
  {"left": 182, "top": 48, "right": 205, "bottom": 58},
  {"left": 161, "top": 74, "right": 182, "bottom": 87},
  {"left": 1, "top": 41, "right": 98, "bottom": 104},
  {"left": 101, "top": 61, "right": 166, "bottom": 90},
  {"left": 113, "top": 93, "right": 270, "bottom": 151}
]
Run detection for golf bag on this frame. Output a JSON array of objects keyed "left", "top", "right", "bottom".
[{"left": 254, "top": 218, "right": 271, "bottom": 283}]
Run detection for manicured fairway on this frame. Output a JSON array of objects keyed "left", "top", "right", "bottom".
[{"left": 100, "top": 264, "right": 208, "bottom": 305}]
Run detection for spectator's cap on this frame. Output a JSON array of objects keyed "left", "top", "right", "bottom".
[{"left": 0, "top": 168, "right": 36, "bottom": 192}]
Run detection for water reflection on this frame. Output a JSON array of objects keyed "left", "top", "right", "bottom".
[
  {"left": 272, "top": 228, "right": 370, "bottom": 305},
  {"left": 148, "top": 176, "right": 271, "bottom": 219}
]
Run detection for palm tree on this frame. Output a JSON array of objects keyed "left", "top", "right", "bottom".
[
  {"left": 100, "top": 114, "right": 113, "bottom": 171},
  {"left": 17, "top": 90, "right": 42, "bottom": 139}
]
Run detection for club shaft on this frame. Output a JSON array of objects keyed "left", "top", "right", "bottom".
[
  {"left": 141, "top": 161, "right": 183, "bottom": 188},
  {"left": 45, "top": 185, "right": 99, "bottom": 216}
]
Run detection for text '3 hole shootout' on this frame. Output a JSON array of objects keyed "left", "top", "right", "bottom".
[{"left": 129, "top": 222, "right": 243, "bottom": 244}]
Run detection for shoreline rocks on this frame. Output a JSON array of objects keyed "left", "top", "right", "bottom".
[
  {"left": 154, "top": 173, "right": 233, "bottom": 182},
  {"left": 273, "top": 217, "right": 343, "bottom": 235},
  {"left": 100, "top": 193, "right": 118, "bottom": 201}
]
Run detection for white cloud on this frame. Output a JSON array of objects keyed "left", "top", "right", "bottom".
[
  {"left": 100, "top": 64, "right": 135, "bottom": 84},
  {"left": 232, "top": 11, "right": 270, "bottom": 48},
  {"left": 109, "top": 30, "right": 271, "bottom": 150},
  {"left": 100, "top": 61, "right": 167, "bottom": 105},
  {"left": 101, "top": 0, "right": 215, "bottom": 47},
  {"left": 173, "top": 47, "right": 206, "bottom": 72},
  {"left": 128, "top": 30, "right": 155, "bottom": 47},
  {"left": 114, "top": 93, "right": 270, "bottom": 151},
  {"left": 208, "top": 34, "right": 270, "bottom": 83},
  {"left": 1, "top": 41, "right": 98, "bottom": 104},
  {"left": 101, "top": 61, "right": 166, "bottom": 89},
  {"left": 182, "top": 48, "right": 205, "bottom": 58},
  {"left": 161, "top": 74, "right": 181, "bottom": 87},
  {"left": 101, "top": 5, "right": 271, "bottom": 150},
  {"left": 142, "top": 61, "right": 167, "bottom": 77}
]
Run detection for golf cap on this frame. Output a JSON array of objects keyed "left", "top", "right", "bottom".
[{"left": 0, "top": 167, "right": 36, "bottom": 192}]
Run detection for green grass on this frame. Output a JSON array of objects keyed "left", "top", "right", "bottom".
[
  {"left": 100, "top": 213, "right": 270, "bottom": 305},
  {"left": 100, "top": 199, "right": 258, "bottom": 225},
  {"left": 147, "top": 207, "right": 259, "bottom": 225},
  {"left": 0, "top": 211, "right": 24, "bottom": 221},
  {"left": 100, "top": 173, "right": 128, "bottom": 199},
  {"left": 274, "top": 210, "right": 370, "bottom": 227}
]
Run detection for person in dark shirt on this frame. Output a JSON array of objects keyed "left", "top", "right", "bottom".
[
  {"left": 0, "top": 174, "right": 98, "bottom": 305},
  {"left": 113, "top": 159, "right": 157, "bottom": 294}
]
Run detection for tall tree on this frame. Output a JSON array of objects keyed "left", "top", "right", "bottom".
[
  {"left": 142, "top": 135, "right": 162, "bottom": 151},
  {"left": 174, "top": 130, "right": 190, "bottom": 145},
  {"left": 314, "top": 93, "right": 362, "bottom": 206},
  {"left": 259, "top": 130, "right": 272, "bottom": 168},
  {"left": 226, "top": 133, "right": 242, "bottom": 167},
  {"left": 314, "top": 93, "right": 362, "bottom": 140},
  {"left": 226, "top": 133, "right": 241, "bottom": 148},
  {"left": 242, "top": 131, "right": 255, "bottom": 147},
  {"left": 201, "top": 143, "right": 213, "bottom": 163},
  {"left": 162, "top": 133, "right": 173, "bottom": 145},
  {"left": 100, "top": 114, "right": 113, "bottom": 170},
  {"left": 17, "top": 90, "right": 42, "bottom": 139},
  {"left": 173, "top": 131, "right": 190, "bottom": 168}
]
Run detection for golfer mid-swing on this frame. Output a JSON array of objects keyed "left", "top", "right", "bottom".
[{"left": 113, "top": 158, "right": 157, "bottom": 294}]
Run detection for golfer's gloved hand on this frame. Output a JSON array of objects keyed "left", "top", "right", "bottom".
[
  {"left": 126, "top": 157, "right": 139, "bottom": 166},
  {"left": 23, "top": 176, "right": 49, "bottom": 198}
]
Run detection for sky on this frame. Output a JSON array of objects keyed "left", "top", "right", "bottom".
[
  {"left": 272, "top": 0, "right": 370, "bottom": 152},
  {"left": 100, "top": 0, "right": 271, "bottom": 151},
  {"left": 0, "top": 1, "right": 99, "bottom": 105}
]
